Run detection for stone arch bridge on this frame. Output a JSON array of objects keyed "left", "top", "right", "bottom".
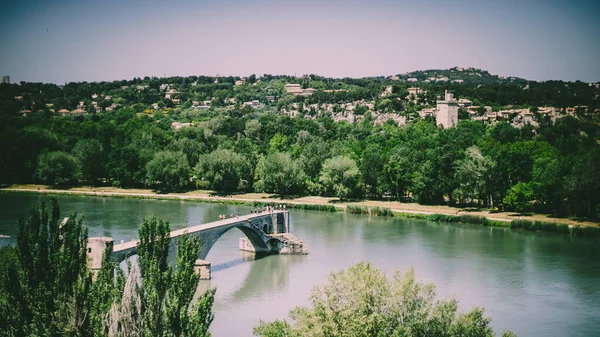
[{"left": 87, "top": 210, "right": 306, "bottom": 279}]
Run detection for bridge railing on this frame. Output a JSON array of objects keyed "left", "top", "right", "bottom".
[{"left": 113, "top": 209, "right": 287, "bottom": 246}]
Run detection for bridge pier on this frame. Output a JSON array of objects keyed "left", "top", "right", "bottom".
[
  {"left": 193, "top": 259, "right": 211, "bottom": 280},
  {"left": 238, "top": 233, "right": 307, "bottom": 255}
]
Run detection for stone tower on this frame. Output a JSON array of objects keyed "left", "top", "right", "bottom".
[{"left": 436, "top": 90, "right": 458, "bottom": 128}]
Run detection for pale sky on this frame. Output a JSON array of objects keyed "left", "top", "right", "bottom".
[{"left": 1, "top": 0, "right": 599, "bottom": 83}]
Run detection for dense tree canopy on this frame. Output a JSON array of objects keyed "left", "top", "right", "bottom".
[{"left": 1, "top": 71, "right": 599, "bottom": 220}]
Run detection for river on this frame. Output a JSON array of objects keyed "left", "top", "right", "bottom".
[{"left": 0, "top": 193, "right": 599, "bottom": 336}]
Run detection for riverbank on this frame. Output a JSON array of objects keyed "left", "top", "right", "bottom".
[{"left": 2, "top": 185, "right": 599, "bottom": 236}]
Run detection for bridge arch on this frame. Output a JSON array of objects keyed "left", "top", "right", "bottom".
[{"left": 195, "top": 220, "right": 273, "bottom": 260}]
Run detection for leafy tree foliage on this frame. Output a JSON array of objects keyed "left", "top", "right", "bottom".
[
  {"left": 319, "top": 156, "right": 360, "bottom": 200},
  {"left": 453, "top": 146, "right": 495, "bottom": 206},
  {"left": 35, "top": 151, "right": 81, "bottom": 186},
  {"left": 255, "top": 152, "right": 305, "bottom": 197},
  {"left": 254, "top": 262, "right": 515, "bottom": 337},
  {"left": 136, "top": 216, "right": 215, "bottom": 337},
  {"left": 0, "top": 199, "right": 91, "bottom": 336},
  {"left": 73, "top": 139, "right": 106, "bottom": 186},
  {"left": 195, "top": 149, "right": 250, "bottom": 192},
  {"left": 146, "top": 151, "right": 191, "bottom": 191},
  {"left": 0, "top": 200, "right": 216, "bottom": 337},
  {"left": 503, "top": 182, "right": 535, "bottom": 214}
]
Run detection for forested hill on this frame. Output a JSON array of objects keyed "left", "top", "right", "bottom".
[
  {"left": 0, "top": 69, "right": 599, "bottom": 221},
  {"left": 400, "top": 67, "right": 528, "bottom": 85}
]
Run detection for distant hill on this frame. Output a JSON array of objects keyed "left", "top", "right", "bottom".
[{"left": 397, "top": 67, "right": 529, "bottom": 85}]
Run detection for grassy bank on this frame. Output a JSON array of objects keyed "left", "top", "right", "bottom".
[
  {"left": 420, "top": 213, "right": 598, "bottom": 237},
  {"left": 0, "top": 188, "right": 344, "bottom": 211},
  {"left": 2, "top": 187, "right": 598, "bottom": 237}
]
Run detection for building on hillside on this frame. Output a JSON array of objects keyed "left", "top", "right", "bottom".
[
  {"left": 457, "top": 98, "right": 472, "bottom": 107},
  {"left": 284, "top": 84, "right": 315, "bottom": 96},
  {"left": 436, "top": 90, "right": 458, "bottom": 128},
  {"left": 301, "top": 88, "right": 316, "bottom": 96},
  {"left": 172, "top": 122, "right": 191, "bottom": 130},
  {"left": 285, "top": 84, "right": 303, "bottom": 94},
  {"left": 419, "top": 108, "right": 436, "bottom": 118},
  {"left": 407, "top": 78, "right": 418, "bottom": 82},
  {"left": 1, "top": 75, "right": 9, "bottom": 84},
  {"left": 165, "top": 89, "right": 179, "bottom": 99},
  {"left": 380, "top": 86, "right": 393, "bottom": 97},
  {"left": 407, "top": 87, "right": 425, "bottom": 97}
]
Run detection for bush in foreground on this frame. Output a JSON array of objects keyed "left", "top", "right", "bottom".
[{"left": 253, "top": 262, "right": 515, "bottom": 337}]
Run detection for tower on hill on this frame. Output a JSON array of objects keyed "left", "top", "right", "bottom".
[{"left": 436, "top": 90, "right": 458, "bottom": 128}]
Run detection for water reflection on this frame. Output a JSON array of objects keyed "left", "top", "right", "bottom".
[{"left": 229, "top": 253, "right": 306, "bottom": 302}]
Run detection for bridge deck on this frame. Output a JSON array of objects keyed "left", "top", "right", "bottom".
[{"left": 112, "top": 210, "right": 286, "bottom": 252}]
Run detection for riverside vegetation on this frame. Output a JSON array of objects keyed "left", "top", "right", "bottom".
[
  {"left": 1, "top": 72, "right": 599, "bottom": 222},
  {"left": 0, "top": 199, "right": 215, "bottom": 337},
  {"left": 0, "top": 200, "right": 516, "bottom": 337},
  {"left": 253, "top": 262, "right": 516, "bottom": 337}
]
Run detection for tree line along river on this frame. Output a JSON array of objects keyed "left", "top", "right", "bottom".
[{"left": 0, "top": 193, "right": 599, "bottom": 336}]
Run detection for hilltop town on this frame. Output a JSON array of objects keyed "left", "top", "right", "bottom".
[{"left": 1, "top": 67, "right": 598, "bottom": 130}]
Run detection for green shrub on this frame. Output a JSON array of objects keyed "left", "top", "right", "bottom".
[
  {"left": 510, "top": 219, "right": 533, "bottom": 230},
  {"left": 427, "top": 214, "right": 456, "bottom": 222},
  {"left": 572, "top": 225, "right": 600, "bottom": 237},
  {"left": 346, "top": 205, "right": 369, "bottom": 214},
  {"left": 534, "top": 221, "right": 557, "bottom": 232},
  {"left": 509, "top": 219, "right": 600, "bottom": 236},
  {"left": 453, "top": 215, "right": 489, "bottom": 226},
  {"left": 345, "top": 205, "right": 394, "bottom": 217},
  {"left": 370, "top": 207, "right": 394, "bottom": 217}
]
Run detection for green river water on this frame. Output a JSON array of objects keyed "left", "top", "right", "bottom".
[{"left": 0, "top": 193, "right": 599, "bottom": 336}]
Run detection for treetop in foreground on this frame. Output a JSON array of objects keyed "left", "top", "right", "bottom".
[{"left": 254, "top": 262, "right": 515, "bottom": 337}]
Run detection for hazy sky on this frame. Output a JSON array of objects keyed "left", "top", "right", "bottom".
[{"left": 1, "top": 0, "right": 599, "bottom": 83}]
